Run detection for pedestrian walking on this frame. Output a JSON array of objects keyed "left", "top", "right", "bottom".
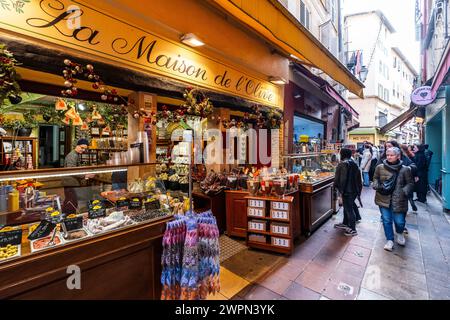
[
  {"left": 360, "top": 144, "right": 372, "bottom": 187},
  {"left": 369, "top": 143, "right": 379, "bottom": 182},
  {"left": 424, "top": 144, "right": 434, "bottom": 193},
  {"left": 373, "top": 147, "right": 414, "bottom": 251},
  {"left": 333, "top": 148, "right": 363, "bottom": 236},
  {"left": 400, "top": 144, "right": 418, "bottom": 213},
  {"left": 424, "top": 144, "right": 434, "bottom": 169},
  {"left": 412, "top": 144, "right": 428, "bottom": 203}
]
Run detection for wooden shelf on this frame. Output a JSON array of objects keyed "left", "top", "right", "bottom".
[
  {"left": 245, "top": 195, "right": 294, "bottom": 203},
  {"left": 247, "top": 241, "right": 291, "bottom": 254},
  {"left": 247, "top": 229, "right": 291, "bottom": 238},
  {"left": 247, "top": 215, "right": 290, "bottom": 222},
  {"left": 246, "top": 194, "right": 296, "bottom": 255}
]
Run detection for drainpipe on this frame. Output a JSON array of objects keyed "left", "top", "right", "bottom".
[
  {"left": 338, "top": 0, "right": 343, "bottom": 62},
  {"left": 446, "top": 0, "right": 449, "bottom": 39}
]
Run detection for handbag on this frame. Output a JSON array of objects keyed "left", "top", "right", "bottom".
[{"left": 378, "top": 168, "right": 399, "bottom": 195}]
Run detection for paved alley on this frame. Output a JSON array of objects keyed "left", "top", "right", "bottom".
[{"left": 215, "top": 187, "right": 450, "bottom": 300}]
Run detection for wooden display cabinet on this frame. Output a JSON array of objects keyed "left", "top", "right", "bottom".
[
  {"left": 225, "top": 190, "right": 249, "bottom": 238},
  {"left": 245, "top": 193, "right": 300, "bottom": 255},
  {"left": 299, "top": 176, "right": 335, "bottom": 236}
]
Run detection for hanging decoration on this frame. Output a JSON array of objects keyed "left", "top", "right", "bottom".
[
  {"left": 181, "top": 87, "right": 213, "bottom": 118},
  {"left": 55, "top": 98, "right": 68, "bottom": 111},
  {"left": 217, "top": 105, "right": 282, "bottom": 130},
  {"left": 0, "top": 43, "right": 22, "bottom": 107}
]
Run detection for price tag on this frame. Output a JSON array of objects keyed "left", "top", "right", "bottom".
[
  {"left": 0, "top": 227, "right": 22, "bottom": 246},
  {"left": 272, "top": 202, "right": 289, "bottom": 211},
  {"left": 145, "top": 197, "right": 161, "bottom": 210},
  {"left": 116, "top": 197, "right": 130, "bottom": 209},
  {"left": 248, "top": 200, "right": 264, "bottom": 208},
  {"left": 272, "top": 237, "right": 290, "bottom": 248},
  {"left": 272, "top": 224, "right": 289, "bottom": 235},
  {"left": 63, "top": 216, "right": 84, "bottom": 231},
  {"left": 128, "top": 197, "right": 143, "bottom": 210},
  {"left": 27, "top": 220, "right": 55, "bottom": 241},
  {"left": 249, "top": 221, "right": 264, "bottom": 231},
  {"left": 248, "top": 208, "right": 264, "bottom": 217},
  {"left": 271, "top": 210, "right": 289, "bottom": 220},
  {"left": 88, "top": 207, "right": 106, "bottom": 219}
]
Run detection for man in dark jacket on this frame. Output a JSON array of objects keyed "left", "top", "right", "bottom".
[
  {"left": 412, "top": 144, "right": 428, "bottom": 203},
  {"left": 333, "top": 148, "right": 363, "bottom": 236}
]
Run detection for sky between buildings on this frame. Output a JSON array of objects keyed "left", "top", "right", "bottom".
[{"left": 343, "top": 0, "right": 420, "bottom": 72}]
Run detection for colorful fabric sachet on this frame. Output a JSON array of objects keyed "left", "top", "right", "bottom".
[{"left": 160, "top": 210, "right": 220, "bottom": 300}]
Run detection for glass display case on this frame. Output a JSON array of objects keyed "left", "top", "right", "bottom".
[
  {"left": 0, "top": 164, "right": 190, "bottom": 264},
  {"left": 284, "top": 151, "right": 339, "bottom": 185}
]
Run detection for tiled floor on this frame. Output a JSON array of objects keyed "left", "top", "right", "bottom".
[{"left": 209, "top": 187, "right": 450, "bottom": 300}]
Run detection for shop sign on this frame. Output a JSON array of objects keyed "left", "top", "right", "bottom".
[
  {"left": 411, "top": 86, "right": 435, "bottom": 106},
  {"left": 349, "top": 135, "right": 374, "bottom": 142},
  {"left": 0, "top": 227, "right": 22, "bottom": 246},
  {"left": 63, "top": 216, "right": 84, "bottom": 231},
  {"left": 0, "top": 0, "right": 281, "bottom": 108},
  {"left": 27, "top": 220, "right": 55, "bottom": 241}
]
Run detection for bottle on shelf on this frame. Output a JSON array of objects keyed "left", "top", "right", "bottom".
[
  {"left": 8, "top": 184, "right": 20, "bottom": 212},
  {"left": 0, "top": 184, "right": 8, "bottom": 213}
]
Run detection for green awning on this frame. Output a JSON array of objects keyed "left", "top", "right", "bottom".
[{"left": 348, "top": 127, "right": 377, "bottom": 135}]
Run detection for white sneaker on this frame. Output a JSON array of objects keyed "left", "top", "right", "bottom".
[
  {"left": 384, "top": 240, "right": 394, "bottom": 252},
  {"left": 396, "top": 233, "right": 406, "bottom": 246}
]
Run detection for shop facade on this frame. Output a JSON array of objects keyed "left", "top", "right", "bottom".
[
  {"left": 0, "top": 0, "right": 365, "bottom": 300},
  {"left": 0, "top": 0, "right": 287, "bottom": 299},
  {"left": 424, "top": 87, "right": 448, "bottom": 210}
]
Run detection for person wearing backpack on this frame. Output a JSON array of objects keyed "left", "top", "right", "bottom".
[
  {"left": 333, "top": 148, "right": 363, "bottom": 236},
  {"left": 373, "top": 147, "right": 414, "bottom": 251}
]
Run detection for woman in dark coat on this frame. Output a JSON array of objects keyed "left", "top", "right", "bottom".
[{"left": 412, "top": 144, "right": 428, "bottom": 203}]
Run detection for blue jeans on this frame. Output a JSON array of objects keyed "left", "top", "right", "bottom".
[
  {"left": 379, "top": 206, "right": 406, "bottom": 241},
  {"left": 363, "top": 172, "right": 370, "bottom": 187}
]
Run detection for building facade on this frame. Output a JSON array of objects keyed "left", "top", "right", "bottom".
[
  {"left": 418, "top": 0, "right": 450, "bottom": 210},
  {"left": 278, "top": 0, "right": 360, "bottom": 148},
  {"left": 344, "top": 11, "right": 419, "bottom": 147}
]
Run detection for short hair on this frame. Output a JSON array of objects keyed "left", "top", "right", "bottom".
[
  {"left": 387, "top": 140, "right": 400, "bottom": 148},
  {"left": 77, "top": 138, "right": 89, "bottom": 146},
  {"left": 386, "top": 147, "right": 401, "bottom": 156},
  {"left": 340, "top": 148, "right": 352, "bottom": 160}
]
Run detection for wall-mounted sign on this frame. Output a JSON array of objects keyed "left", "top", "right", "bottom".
[
  {"left": 411, "top": 86, "right": 435, "bottom": 106},
  {"left": 0, "top": 0, "right": 281, "bottom": 108}
]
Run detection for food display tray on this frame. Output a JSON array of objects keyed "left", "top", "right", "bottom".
[
  {"left": 30, "top": 233, "right": 65, "bottom": 253},
  {"left": 0, "top": 244, "right": 21, "bottom": 261}
]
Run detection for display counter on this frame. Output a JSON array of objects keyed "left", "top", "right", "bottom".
[
  {"left": 298, "top": 175, "right": 335, "bottom": 236},
  {"left": 0, "top": 164, "right": 188, "bottom": 299},
  {"left": 284, "top": 152, "right": 337, "bottom": 236},
  {"left": 0, "top": 216, "right": 170, "bottom": 299}
]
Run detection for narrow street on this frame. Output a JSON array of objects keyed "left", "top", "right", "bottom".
[{"left": 215, "top": 187, "right": 450, "bottom": 300}]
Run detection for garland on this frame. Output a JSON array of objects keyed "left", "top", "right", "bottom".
[
  {"left": 217, "top": 105, "right": 282, "bottom": 130},
  {"left": 157, "top": 87, "right": 214, "bottom": 124},
  {"left": 0, "top": 43, "right": 21, "bottom": 107},
  {"left": 60, "top": 59, "right": 154, "bottom": 121}
]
